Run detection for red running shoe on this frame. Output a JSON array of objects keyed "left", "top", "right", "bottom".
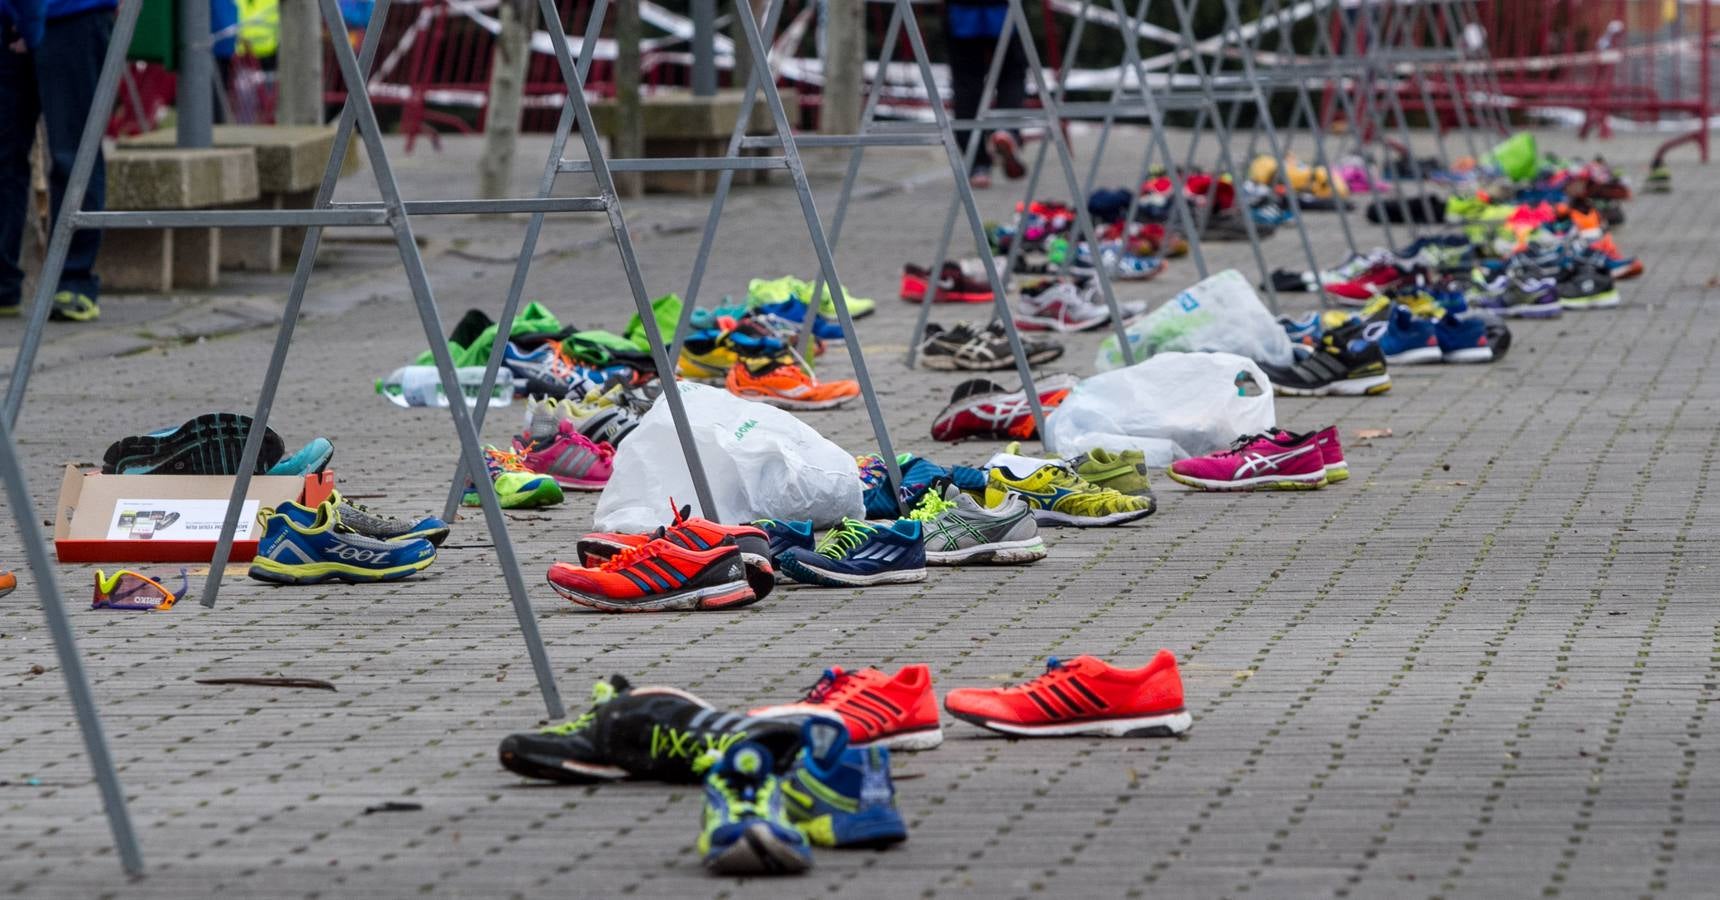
[
  {"left": 1167, "top": 431, "right": 1328, "bottom": 491},
  {"left": 577, "top": 502, "right": 775, "bottom": 599},
  {"left": 547, "top": 535, "right": 756, "bottom": 613},
  {"left": 901, "top": 259, "right": 996, "bottom": 304},
  {"left": 1325, "top": 262, "right": 1412, "bottom": 305},
  {"left": 749, "top": 664, "right": 944, "bottom": 750},
  {"left": 943, "top": 650, "right": 1192, "bottom": 738},
  {"left": 930, "top": 373, "right": 1078, "bottom": 442}
]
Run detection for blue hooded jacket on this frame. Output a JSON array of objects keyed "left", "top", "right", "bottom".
[{"left": 2, "top": 0, "right": 116, "bottom": 50}]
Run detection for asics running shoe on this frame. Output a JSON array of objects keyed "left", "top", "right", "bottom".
[
  {"left": 1168, "top": 432, "right": 1328, "bottom": 492},
  {"left": 1307, "top": 425, "right": 1348, "bottom": 483},
  {"left": 726, "top": 355, "right": 860, "bottom": 411},
  {"left": 930, "top": 373, "right": 1079, "bottom": 442},
  {"left": 750, "top": 664, "right": 944, "bottom": 751},
  {"left": 249, "top": 502, "right": 437, "bottom": 584},
  {"left": 577, "top": 503, "right": 776, "bottom": 599},
  {"left": 462, "top": 446, "right": 565, "bottom": 509},
  {"left": 985, "top": 464, "right": 1155, "bottom": 526},
  {"left": 777, "top": 519, "right": 928, "bottom": 588},
  {"left": 327, "top": 490, "right": 450, "bottom": 546},
  {"left": 919, "top": 321, "right": 1065, "bottom": 371},
  {"left": 497, "top": 675, "right": 810, "bottom": 784},
  {"left": 102, "top": 412, "right": 285, "bottom": 475},
  {"left": 909, "top": 482, "right": 1045, "bottom": 565},
  {"left": 944, "top": 650, "right": 1192, "bottom": 738},
  {"left": 698, "top": 741, "right": 813, "bottom": 876},
  {"left": 547, "top": 534, "right": 756, "bottom": 612},
  {"left": 502, "top": 340, "right": 592, "bottom": 399},
  {"left": 783, "top": 716, "right": 908, "bottom": 849},
  {"left": 1016, "top": 279, "right": 1110, "bottom": 332},
  {"left": 514, "top": 420, "right": 614, "bottom": 491}
]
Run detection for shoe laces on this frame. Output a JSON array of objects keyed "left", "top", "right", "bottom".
[
  {"left": 815, "top": 519, "right": 873, "bottom": 559},
  {"left": 801, "top": 667, "right": 863, "bottom": 705},
  {"left": 597, "top": 531, "right": 670, "bottom": 572},
  {"left": 1006, "top": 657, "right": 1075, "bottom": 695},
  {"left": 540, "top": 679, "right": 618, "bottom": 735},
  {"left": 485, "top": 446, "right": 531, "bottom": 474},
  {"left": 907, "top": 490, "right": 955, "bottom": 523},
  {"left": 538, "top": 341, "right": 585, "bottom": 386}
]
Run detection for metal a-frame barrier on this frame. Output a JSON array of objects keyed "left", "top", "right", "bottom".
[{"left": 461, "top": 0, "right": 915, "bottom": 514}]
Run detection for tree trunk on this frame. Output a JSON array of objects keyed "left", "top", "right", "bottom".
[
  {"left": 478, "top": 0, "right": 538, "bottom": 199},
  {"left": 820, "top": 0, "right": 863, "bottom": 134}
]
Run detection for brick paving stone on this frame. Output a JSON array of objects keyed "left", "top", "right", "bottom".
[{"left": 1, "top": 126, "right": 1718, "bottom": 899}]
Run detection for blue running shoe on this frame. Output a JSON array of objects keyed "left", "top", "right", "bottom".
[
  {"left": 249, "top": 502, "right": 436, "bottom": 585},
  {"left": 754, "top": 298, "right": 846, "bottom": 346},
  {"left": 753, "top": 519, "right": 815, "bottom": 572},
  {"left": 1436, "top": 312, "right": 1494, "bottom": 364},
  {"left": 502, "top": 341, "right": 595, "bottom": 399},
  {"left": 777, "top": 519, "right": 927, "bottom": 588},
  {"left": 1378, "top": 304, "right": 1442, "bottom": 365},
  {"left": 267, "top": 437, "right": 333, "bottom": 475},
  {"left": 697, "top": 741, "right": 813, "bottom": 876},
  {"left": 783, "top": 716, "right": 908, "bottom": 849},
  {"left": 1279, "top": 311, "right": 1323, "bottom": 346}
]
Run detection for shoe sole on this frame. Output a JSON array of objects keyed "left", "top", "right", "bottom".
[
  {"left": 853, "top": 724, "right": 946, "bottom": 752},
  {"left": 1560, "top": 290, "right": 1621, "bottom": 310},
  {"left": 496, "top": 737, "right": 628, "bottom": 784},
  {"left": 948, "top": 708, "right": 1192, "bottom": 738},
  {"left": 1031, "top": 506, "right": 1154, "bottom": 527},
  {"left": 1325, "top": 463, "right": 1349, "bottom": 483},
  {"left": 1384, "top": 346, "right": 1442, "bottom": 365},
  {"left": 703, "top": 823, "right": 813, "bottom": 876},
  {"left": 248, "top": 555, "right": 434, "bottom": 585},
  {"left": 103, "top": 412, "right": 285, "bottom": 475},
  {"left": 925, "top": 537, "right": 1048, "bottom": 565},
  {"left": 1442, "top": 347, "right": 1495, "bottom": 364},
  {"left": 778, "top": 555, "right": 928, "bottom": 588},
  {"left": 1273, "top": 374, "right": 1392, "bottom": 397},
  {"left": 729, "top": 389, "right": 857, "bottom": 411},
  {"left": 1498, "top": 305, "right": 1562, "bottom": 319},
  {"left": 549, "top": 578, "right": 757, "bottom": 613},
  {"left": 547, "top": 475, "right": 609, "bottom": 491},
  {"left": 466, "top": 480, "right": 566, "bottom": 509},
  {"left": 1167, "top": 468, "right": 1327, "bottom": 492}
]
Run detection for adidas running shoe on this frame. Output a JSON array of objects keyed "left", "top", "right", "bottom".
[
  {"left": 513, "top": 420, "right": 614, "bottom": 491},
  {"left": 750, "top": 664, "right": 944, "bottom": 751},
  {"left": 944, "top": 650, "right": 1192, "bottom": 738},
  {"left": 777, "top": 519, "right": 928, "bottom": 588},
  {"left": 462, "top": 446, "right": 565, "bottom": 509},
  {"left": 698, "top": 741, "right": 813, "bottom": 876},
  {"left": 909, "top": 482, "right": 1045, "bottom": 565},
  {"left": 547, "top": 534, "right": 756, "bottom": 612},
  {"left": 577, "top": 503, "right": 776, "bottom": 599},
  {"left": 783, "top": 716, "right": 908, "bottom": 849},
  {"left": 102, "top": 412, "right": 285, "bottom": 475},
  {"left": 984, "top": 464, "right": 1155, "bottom": 526},
  {"left": 1167, "top": 432, "right": 1328, "bottom": 492},
  {"left": 249, "top": 502, "right": 437, "bottom": 585},
  {"left": 497, "top": 675, "right": 810, "bottom": 784},
  {"left": 1262, "top": 327, "right": 1392, "bottom": 396}
]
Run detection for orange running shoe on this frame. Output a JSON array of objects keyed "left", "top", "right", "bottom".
[
  {"left": 1589, "top": 234, "right": 1644, "bottom": 280},
  {"left": 576, "top": 502, "right": 775, "bottom": 599},
  {"left": 749, "top": 664, "right": 943, "bottom": 751},
  {"left": 943, "top": 650, "right": 1192, "bottom": 738},
  {"left": 546, "top": 535, "right": 756, "bottom": 613},
  {"left": 726, "top": 355, "right": 859, "bottom": 411}
]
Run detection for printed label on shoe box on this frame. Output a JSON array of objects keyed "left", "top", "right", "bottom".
[{"left": 106, "top": 499, "right": 259, "bottom": 541}]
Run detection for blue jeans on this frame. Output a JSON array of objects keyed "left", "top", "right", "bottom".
[{"left": 0, "top": 9, "right": 111, "bottom": 306}]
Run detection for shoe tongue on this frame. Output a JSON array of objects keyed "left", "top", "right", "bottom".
[{"left": 800, "top": 715, "right": 849, "bottom": 771}]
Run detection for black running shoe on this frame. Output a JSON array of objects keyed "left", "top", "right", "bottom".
[
  {"left": 102, "top": 412, "right": 286, "bottom": 475},
  {"left": 920, "top": 321, "right": 1064, "bottom": 371},
  {"left": 1557, "top": 263, "right": 1620, "bottom": 310},
  {"left": 497, "top": 676, "right": 812, "bottom": 785},
  {"left": 1262, "top": 326, "right": 1392, "bottom": 396}
]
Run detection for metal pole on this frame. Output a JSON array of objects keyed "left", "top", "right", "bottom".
[
  {"left": 0, "top": 416, "right": 145, "bottom": 876},
  {"left": 278, "top": 0, "right": 326, "bottom": 125},
  {"left": 178, "top": 0, "right": 214, "bottom": 146},
  {"left": 692, "top": 0, "right": 718, "bottom": 96}
]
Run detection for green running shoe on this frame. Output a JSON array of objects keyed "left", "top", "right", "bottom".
[
  {"left": 698, "top": 741, "right": 813, "bottom": 876},
  {"left": 1069, "top": 447, "right": 1155, "bottom": 499},
  {"left": 985, "top": 463, "right": 1154, "bottom": 527},
  {"left": 462, "top": 446, "right": 564, "bottom": 509}
]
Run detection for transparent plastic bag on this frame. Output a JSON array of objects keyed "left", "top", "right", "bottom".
[
  {"left": 1046, "top": 352, "right": 1277, "bottom": 466},
  {"left": 1096, "top": 269, "right": 1296, "bottom": 371}
]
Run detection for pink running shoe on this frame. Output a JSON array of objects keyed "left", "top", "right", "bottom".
[
  {"left": 1168, "top": 432, "right": 1328, "bottom": 492},
  {"left": 514, "top": 420, "right": 614, "bottom": 491},
  {"left": 1313, "top": 426, "right": 1347, "bottom": 483}
]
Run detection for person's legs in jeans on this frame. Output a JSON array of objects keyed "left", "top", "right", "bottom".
[
  {"left": 36, "top": 10, "right": 112, "bottom": 306},
  {"left": 947, "top": 36, "right": 994, "bottom": 176},
  {"left": 0, "top": 43, "right": 42, "bottom": 312}
]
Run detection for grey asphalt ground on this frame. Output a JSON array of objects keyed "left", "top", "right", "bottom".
[{"left": 2, "top": 124, "right": 1718, "bottom": 899}]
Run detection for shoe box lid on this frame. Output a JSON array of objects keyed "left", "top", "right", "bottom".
[{"left": 53, "top": 466, "right": 336, "bottom": 564}]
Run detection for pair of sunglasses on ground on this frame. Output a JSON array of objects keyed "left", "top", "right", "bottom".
[{"left": 92, "top": 569, "right": 190, "bottom": 611}]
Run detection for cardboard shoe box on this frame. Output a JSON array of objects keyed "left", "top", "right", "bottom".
[{"left": 54, "top": 467, "right": 335, "bottom": 563}]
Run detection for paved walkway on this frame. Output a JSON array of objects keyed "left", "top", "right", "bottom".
[{"left": 2, "top": 127, "right": 1718, "bottom": 898}]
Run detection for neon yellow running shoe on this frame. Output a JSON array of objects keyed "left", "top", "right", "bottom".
[
  {"left": 1070, "top": 447, "right": 1155, "bottom": 498},
  {"left": 984, "top": 464, "right": 1155, "bottom": 527},
  {"left": 462, "top": 446, "right": 564, "bottom": 509},
  {"left": 747, "top": 276, "right": 875, "bottom": 320}
]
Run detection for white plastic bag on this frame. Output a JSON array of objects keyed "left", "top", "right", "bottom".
[
  {"left": 1096, "top": 269, "right": 1296, "bottom": 371},
  {"left": 593, "top": 382, "right": 864, "bottom": 531},
  {"left": 1045, "top": 351, "right": 1276, "bottom": 466}
]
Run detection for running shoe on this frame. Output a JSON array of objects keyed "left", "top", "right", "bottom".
[
  {"left": 1309, "top": 425, "right": 1348, "bottom": 483},
  {"left": 1016, "top": 279, "right": 1110, "bottom": 332},
  {"left": 919, "top": 321, "right": 1064, "bottom": 371},
  {"left": 248, "top": 502, "right": 437, "bottom": 585},
  {"left": 1435, "top": 311, "right": 1494, "bottom": 363},
  {"left": 498, "top": 675, "right": 809, "bottom": 785},
  {"left": 753, "top": 297, "right": 847, "bottom": 346},
  {"left": 727, "top": 355, "right": 860, "bottom": 411},
  {"left": 1068, "top": 447, "right": 1154, "bottom": 498},
  {"left": 984, "top": 464, "right": 1155, "bottom": 526},
  {"left": 777, "top": 519, "right": 928, "bottom": 588},
  {"left": 268, "top": 438, "right": 334, "bottom": 476},
  {"left": 513, "top": 420, "right": 614, "bottom": 491},
  {"left": 1378, "top": 304, "right": 1442, "bottom": 365},
  {"left": 783, "top": 716, "right": 909, "bottom": 849},
  {"left": 0, "top": 568, "right": 15, "bottom": 599},
  {"left": 502, "top": 341, "right": 592, "bottom": 400},
  {"left": 909, "top": 482, "right": 1045, "bottom": 565},
  {"left": 547, "top": 534, "right": 756, "bottom": 612},
  {"left": 578, "top": 503, "right": 776, "bottom": 600},
  {"left": 1168, "top": 432, "right": 1329, "bottom": 492},
  {"left": 698, "top": 741, "right": 813, "bottom": 876},
  {"left": 102, "top": 412, "right": 285, "bottom": 475},
  {"left": 50, "top": 290, "right": 99, "bottom": 322},
  {"left": 1262, "top": 328, "right": 1392, "bottom": 396},
  {"left": 680, "top": 330, "right": 738, "bottom": 380},
  {"left": 462, "top": 446, "right": 565, "bottom": 509},
  {"left": 326, "top": 490, "right": 451, "bottom": 546},
  {"left": 930, "top": 373, "right": 1079, "bottom": 442},
  {"left": 900, "top": 259, "right": 996, "bottom": 304},
  {"left": 558, "top": 385, "right": 642, "bottom": 446},
  {"left": 990, "top": 130, "right": 1027, "bottom": 179},
  {"left": 943, "top": 650, "right": 1192, "bottom": 738},
  {"left": 1557, "top": 264, "right": 1620, "bottom": 310},
  {"left": 1471, "top": 271, "right": 1561, "bottom": 319},
  {"left": 749, "top": 664, "right": 944, "bottom": 751},
  {"left": 1644, "top": 165, "right": 1671, "bottom": 194}
]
